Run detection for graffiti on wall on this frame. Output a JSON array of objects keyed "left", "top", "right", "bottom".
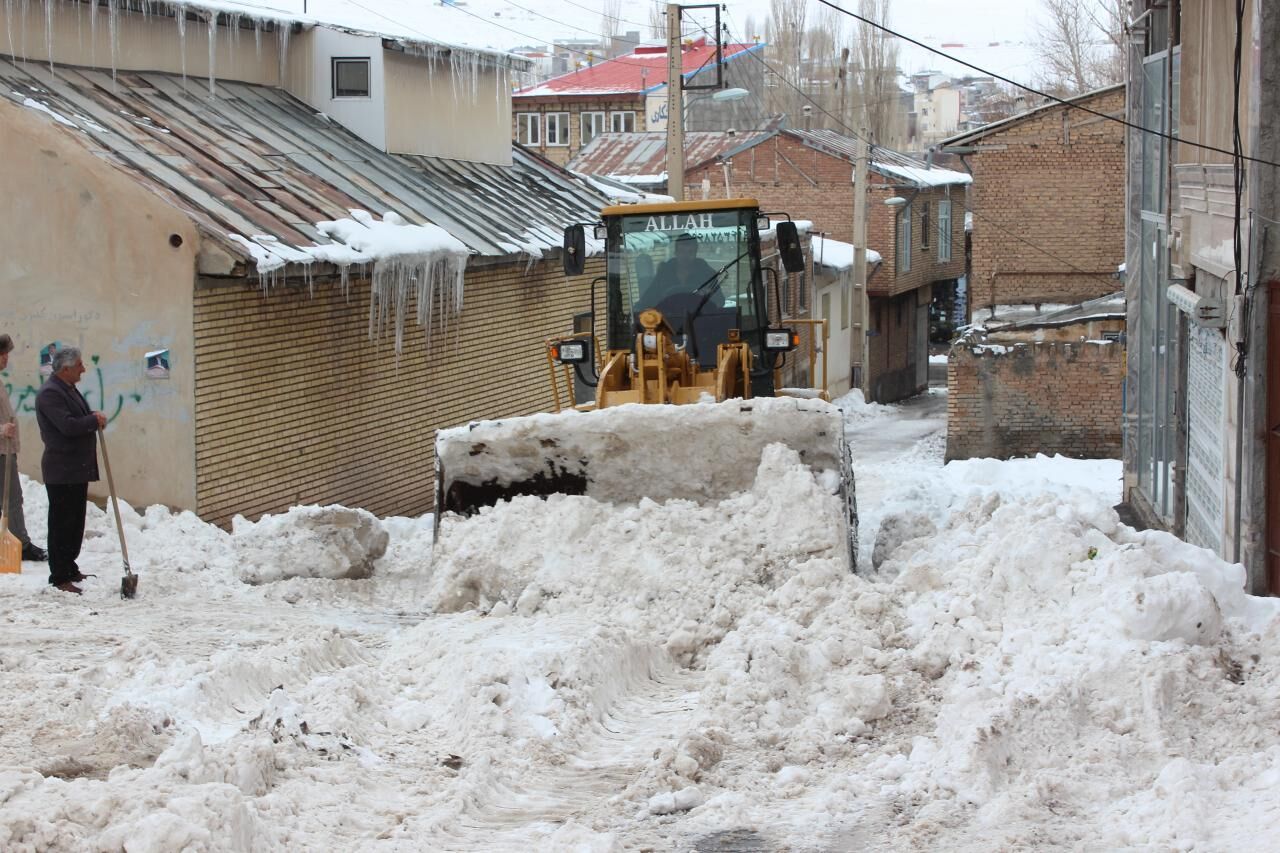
[{"left": 2, "top": 354, "right": 144, "bottom": 425}]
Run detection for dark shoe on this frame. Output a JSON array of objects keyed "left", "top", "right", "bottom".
[
  {"left": 53, "top": 582, "right": 83, "bottom": 595},
  {"left": 22, "top": 543, "right": 47, "bottom": 562}
]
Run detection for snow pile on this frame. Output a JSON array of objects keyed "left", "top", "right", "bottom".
[
  {"left": 811, "top": 235, "right": 883, "bottom": 271},
  {"left": 232, "top": 505, "right": 389, "bottom": 584},
  {"left": 429, "top": 444, "right": 849, "bottom": 663},
  {"left": 832, "top": 387, "right": 894, "bottom": 425}
]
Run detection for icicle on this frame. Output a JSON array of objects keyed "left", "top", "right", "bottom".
[
  {"left": 276, "top": 22, "right": 290, "bottom": 86},
  {"left": 253, "top": 18, "right": 260, "bottom": 61},
  {"left": 205, "top": 11, "right": 215, "bottom": 97},
  {"left": 106, "top": 0, "right": 118, "bottom": 84},
  {"left": 5, "top": 0, "right": 17, "bottom": 65},
  {"left": 175, "top": 4, "right": 186, "bottom": 90},
  {"left": 42, "top": 0, "right": 52, "bottom": 76},
  {"left": 88, "top": 0, "right": 96, "bottom": 69}
]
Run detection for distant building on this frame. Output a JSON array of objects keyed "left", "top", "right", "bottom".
[
  {"left": 938, "top": 84, "right": 1126, "bottom": 312},
  {"left": 512, "top": 37, "right": 766, "bottom": 166}
]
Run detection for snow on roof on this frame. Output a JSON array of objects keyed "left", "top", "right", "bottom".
[
  {"left": 727, "top": 128, "right": 972, "bottom": 188},
  {"left": 516, "top": 40, "right": 763, "bottom": 97},
  {"left": 569, "top": 171, "right": 674, "bottom": 205},
  {"left": 872, "top": 159, "right": 972, "bottom": 188},
  {"left": 811, "top": 236, "right": 882, "bottom": 272},
  {"left": 158, "top": 0, "right": 568, "bottom": 66}
]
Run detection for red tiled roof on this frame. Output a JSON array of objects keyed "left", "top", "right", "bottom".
[{"left": 515, "top": 39, "right": 762, "bottom": 98}]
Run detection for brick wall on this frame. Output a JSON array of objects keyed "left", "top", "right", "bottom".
[
  {"left": 962, "top": 87, "right": 1126, "bottom": 309},
  {"left": 192, "top": 257, "right": 600, "bottom": 526},
  {"left": 946, "top": 340, "right": 1124, "bottom": 461},
  {"left": 686, "top": 133, "right": 967, "bottom": 298}
]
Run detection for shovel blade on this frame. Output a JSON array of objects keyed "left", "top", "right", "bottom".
[
  {"left": 120, "top": 572, "right": 138, "bottom": 599},
  {"left": 0, "top": 530, "right": 20, "bottom": 574}
]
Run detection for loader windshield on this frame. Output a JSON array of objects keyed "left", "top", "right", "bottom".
[{"left": 606, "top": 209, "right": 761, "bottom": 360}]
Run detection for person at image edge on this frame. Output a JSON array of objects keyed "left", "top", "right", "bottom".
[{"left": 35, "top": 346, "right": 107, "bottom": 595}]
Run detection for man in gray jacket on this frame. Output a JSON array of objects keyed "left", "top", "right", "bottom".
[
  {"left": 35, "top": 346, "right": 106, "bottom": 594},
  {"left": 0, "top": 334, "right": 47, "bottom": 564}
]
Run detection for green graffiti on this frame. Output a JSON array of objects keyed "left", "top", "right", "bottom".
[{"left": 2, "top": 355, "right": 142, "bottom": 425}]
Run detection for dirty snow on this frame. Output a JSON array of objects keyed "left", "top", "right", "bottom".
[{"left": 2, "top": 393, "right": 1278, "bottom": 851}]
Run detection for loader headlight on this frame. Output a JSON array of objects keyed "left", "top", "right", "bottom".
[
  {"left": 552, "top": 340, "right": 590, "bottom": 363},
  {"left": 764, "top": 328, "right": 797, "bottom": 352}
]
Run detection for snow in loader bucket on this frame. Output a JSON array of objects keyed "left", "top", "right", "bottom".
[{"left": 434, "top": 396, "right": 858, "bottom": 569}]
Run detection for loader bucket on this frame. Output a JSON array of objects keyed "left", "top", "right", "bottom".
[{"left": 434, "top": 396, "right": 858, "bottom": 568}]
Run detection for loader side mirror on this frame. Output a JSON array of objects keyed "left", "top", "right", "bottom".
[
  {"left": 563, "top": 224, "right": 586, "bottom": 276},
  {"left": 775, "top": 221, "right": 805, "bottom": 274}
]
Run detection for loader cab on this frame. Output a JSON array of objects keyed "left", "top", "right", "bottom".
[{"left": 602, "top": 200, "right": 773, "bottom": 389}]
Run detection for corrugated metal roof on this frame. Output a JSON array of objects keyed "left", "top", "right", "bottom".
[
  {"left": 567, "top": 131, "right": 773, "bottom": 182},
  {"left": 0, "top": 57, "right": 608, "bottom": 266},
  {"left": 515, "top": 41, "right": 762, "bottom": 97},
  {"left": 757, "top": 129, "right": 972, "bottom": 187}
]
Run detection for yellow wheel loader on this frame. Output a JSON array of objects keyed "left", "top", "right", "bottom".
[{"left": 434, "top": 198, "right": 858, "bottom": 568}]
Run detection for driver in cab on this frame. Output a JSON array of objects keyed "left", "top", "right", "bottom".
[{"left": 636, "top": 234, "right": 725, "bottom": 314}]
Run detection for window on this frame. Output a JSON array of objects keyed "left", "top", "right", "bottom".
[
  {"left": 610, "top": 111, "right": 636, "bottom": 133},
  {"left": 546, "top": 112, "right": 570, "bottom": 146},
  {"left": 581, "top": 111, "right": 606, "bottom": 147},
  {"left": 332, "top": 57, "right": 371, "bottom": 98},
  {"left": 897, "top": 205, "right": 912, "bottom": 274},
  {"left": 797, "top": 269, "right": 807, "bottom": 311},
  {"left": 840, "top": 285, "right": 849, "bottom": 330},
  {"left": 516, "top": 112, "right": 541, "bottom": 146},
  {"left": 937, "top": 200, "right": 952, "bottom": 262},
  {"left": 920, "top": 201, "right": 930, "bottom": 249}
]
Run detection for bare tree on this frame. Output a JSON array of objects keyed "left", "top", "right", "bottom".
[
  {"left": 1033, "top": 0, "right": 1126, "bottom": 95},
  {"left": 648, "top": 2, "right": 665, "bottom": 40},
  {"left": 848, "top": 0, "right": 905, "bottom": 147},
  {"left": 600, "top": 0, "right": 623, "bottom": 39}
]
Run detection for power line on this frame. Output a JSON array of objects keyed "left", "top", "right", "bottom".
[
  {"left": 812, "top": 0, "right": 1280, "bottom": 170},
  {"left": 718, "top": 11, "right": 1124, "bottom": 295}
]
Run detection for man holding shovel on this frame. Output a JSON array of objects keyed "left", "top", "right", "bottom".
[
  {"left": 34, "top": 346, "right": 106, "bottom": 595},
  {"left": 0, "top": 334, "right": 48, "bottom": 565}
]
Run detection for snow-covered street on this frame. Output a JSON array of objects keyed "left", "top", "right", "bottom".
[{"left": 3, "top": 391, "right": 1279, "bottom": 852}]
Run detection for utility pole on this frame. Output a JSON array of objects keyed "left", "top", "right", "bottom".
[
  {"left": 851, "top": 127, "right": 870, "bottom": 396},
  {"left": 665, "top": 3, "right": 684, "bottom": 201}
]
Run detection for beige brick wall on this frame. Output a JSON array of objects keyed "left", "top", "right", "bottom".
[
  {"left": 511, "top": 96, "right": 645, "bottom": 165},
  {"left": 964, "top": 88, "right": 1126, "bottom": 309},
  {"left": 946, "top": 340, "right": 1124, "bottom": 461},
  {"left": 192, "top": 258, "right": 601, "bottom": 526}
]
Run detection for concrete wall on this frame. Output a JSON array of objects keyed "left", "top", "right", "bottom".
[
  {"left": 947, "top": 340, "right": 1124, "bottom": 461},
  {"left": 284, "top": 29, "right": 387, "bottom": 151},
  {"left": 0, "top": 1, "right": 282, "bottom": 86},
  {"left": 962, "top": 87, "right": 1126, "bottom": 310},
  {"left": 0, "top": 98, "right": 199, "bottom": 510},
  {"left": 384, "top": 50, "right": 513, "bottom": 166}
]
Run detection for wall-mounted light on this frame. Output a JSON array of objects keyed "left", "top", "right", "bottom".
[{"left": 883, "top": 196, "right": 908, "bottom": 208}]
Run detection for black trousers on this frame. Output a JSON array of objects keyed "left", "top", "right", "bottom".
[{"left": 46, "top": 482, "right": 88, "bottom": 585}]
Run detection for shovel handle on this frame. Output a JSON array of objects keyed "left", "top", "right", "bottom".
[{"left": 98, "top": 428, "right": 132, "bottom": 574}]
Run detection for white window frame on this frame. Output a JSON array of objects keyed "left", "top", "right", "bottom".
[
  {"left": 546, "top": 112, "right": 571, "bottom": 146},
  {"left": 897, "top": 205, "right": 912, "bottom": 274},
  {"left": 937, "top": 199, "right": 952, "bottom": 262},
  {"left": 331, "top": 57, "right": 371, "bottom": 99},
  {"left": 581, "top": 111, "right": 606, "bottom": 147},
  {"left": 610, "top": 110, "right": 636, "bottom": 133},
  {"left": 516, "top": 112, "right": 542, "bottom": 146}
]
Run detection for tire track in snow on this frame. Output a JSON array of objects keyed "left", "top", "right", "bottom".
[{"left": 424, "top": 665, "right": 703, "bottom": 850}]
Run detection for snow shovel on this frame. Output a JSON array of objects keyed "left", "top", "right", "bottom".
[
  {"left": 98, "top": 429, "right": 137, "bottom": 598},
  {"left": 0, "top": 453, "right": 20, "bottom": 574}
]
